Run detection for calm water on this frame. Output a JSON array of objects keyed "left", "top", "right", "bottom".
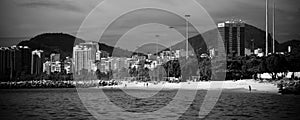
[{"left": 0, "top": 88, "right": 299, "bottom": 120}]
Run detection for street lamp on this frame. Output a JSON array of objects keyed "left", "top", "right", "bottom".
[
  {"left": 169, "top": 26, "right": 175, "bottom": 51},
  {"left": 155, "top": 35, "right": 160, "bottom": 56},
  {"left": 155, "top": 35, "right": 160, "bottom": 81},
  {"left": 265, "top": 0, "right": 269, "bottom": 56},
  {"left": 168, "top": 26, "right": 175, "bottom": 79},
  {"left": 272, "top": 0, "right": 276, "bottom": 54},
  {"left": 185, "top": 14, "right": 190, "bottom": 59}
]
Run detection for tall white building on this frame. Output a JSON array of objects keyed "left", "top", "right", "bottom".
[
  {"left": 31, "top": 50, "right": 44, "bottom": 75},
  {"left": 73, "top": 42, "right": 99, "bottom": 74}
]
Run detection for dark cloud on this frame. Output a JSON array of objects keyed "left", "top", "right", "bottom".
[
  {"left": 0, "top": 0, "right": 299, "bottom": 44},
  {"left": 18, "top": 0, "right": 84, "bottom": 13},
  {"left": 197, "top": 0, "right": 300, "bottom": 42}
]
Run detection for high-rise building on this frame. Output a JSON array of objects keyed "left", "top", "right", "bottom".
[
  {"left": 0, "top": 47, "right": 5, "bottom": 80},
  {"left": 20, "top": 46, "right": 32, "bottom": 75},
  {"left": 0, "top": 46, "right": 31, "bottom": 81},
  {"left": 73, "top": 45, "right": 91, "bottom": 74},
  {"left": 209, "top": 48, "right": 216, "bottom": 58},
  {"left": 73, "top": 42, "right": 99, "bottom": 74},
  {"left": 50, "top": 53, "right": 60, "bottom": 62},
  {"left": 100, "top": 50, "right": 109, "bottom": 58},
  {"left": 63, "top": 57, "right": 72, "bottom": 74},
  {"left": 43, "top": 53, "right": 64, "bottom": 74},
  {"left": 31, "top": 50, "right": 44, "bottom": 75},
  {"left": 110, "top": 57, "right": 129, "bottom": 71},
  {"left": 218, "top": 21, "right": 246, "bottom": 57},
  {"left": 0, "top": 47, "right": 15, "bottom": 81},
  {"left": 96, "top": 51, "right": 101, "bottom": 61},
  {"left": 79, "top": 42, "right": 99, "bottom": 60},
  {"left": 43, "top": 61, "right": 51, "bottom": 74},
  {"left": 51, "top": 61, "right": 61, "bottom": 73}
]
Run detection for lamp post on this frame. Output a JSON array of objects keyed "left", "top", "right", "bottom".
[
  {"left": 169, "top": 26, "right": 174, "bottom": 51},
  {"left": 272, "top": 0, "right": 276, "bottom": 54},
  {"left": 155, "top": 35, "right": 160, "bottom": 56},
  {"left": 155, "top": 35, "right": 159, "bottom": 81},
  {"left": 265, "top": 0, "right": 269, "bottom": 56},
  {"left": 185, "top": 14, "right": 190, "bottom": 59}
]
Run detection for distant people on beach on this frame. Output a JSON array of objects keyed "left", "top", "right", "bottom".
[{"left": 249, "top": 85, "right": 252, "bottom": 92}]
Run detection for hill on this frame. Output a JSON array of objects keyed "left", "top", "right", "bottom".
[
  {"left": 277, "top": 39, "right": 300, "bottom": 52},
  {"left": 98, "top": 42, "right": 139, "bottom": 58},
  {"left": 135, "top": 43, "right": 168, "bottom": 55},
  {"left": 17, "top": 33, "right": 141, "bottom": 59},
  {"left": 167, "top": 24, "right": 280, "bottom": 56},
  {"left": 244, "top": 24, "right": 279, "bottom": 51},
  {"left": 18, "top": 33, "right": 85, "bottom": 59}
]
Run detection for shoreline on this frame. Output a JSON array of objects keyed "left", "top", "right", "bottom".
[
  {"left": 0, "top": 79, "right": 280, "bottom": 94},
  {"left": 91, "top": 79, "right": 279, "bottom": 93}
]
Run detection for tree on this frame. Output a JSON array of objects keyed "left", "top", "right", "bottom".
[
  {"left": 264, "top": 54, "right": 288, "bottom": 79},
  {"left": 96, "top": 69, "right": 101, "bottom": 79},
  {"left": 286, "top": 47, "right": 300, "bottom": 79},
  {"left": 227, "top": 59, "right": 243, "bottom": 80},
  {"left": 114, "top": 67, "right": 130, "bottom": 79},
  {"left": 243, "top": 56, "right": 262, "bottom": 79},
  {"left": 137, "top": 67, "right": 150, "bottom": 81},
  {"left": 162, "top": 60, "right": 181, "bottom": 78},
  {"left": 180, "top": 57, "right": 198, "bottom": 81},
  {"left": 198, "top": 58, "right": 211, "bottom": 80},
  {"left": 129, "top": 66, "right": 137, "bottom": 77}
]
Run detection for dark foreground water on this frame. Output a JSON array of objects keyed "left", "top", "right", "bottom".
[{"left": 0, "top": 88, "right": 299, "bottom": 120}]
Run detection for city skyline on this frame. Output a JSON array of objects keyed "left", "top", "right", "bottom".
[{"left": 1, "top": 1, "right": 300, "bottom": 120}]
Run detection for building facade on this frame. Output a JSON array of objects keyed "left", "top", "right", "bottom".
[
  {"left": 31, "top": 50, "right": 44, "bottom": 75},
  {"left": 218, "top": 21, "right": 246, "bottom": 57},
  {"left": 50, "top": 53, "right": 60, "bottom": 62},
  {"left": 0, "top": 46, "right": 31, "bottom": 81},
  {"left": 73, "top": 42, "right": 99, "bottom": 74}
]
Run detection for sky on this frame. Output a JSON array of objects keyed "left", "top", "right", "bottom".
[{"left": 0, "top": 0, "right": 299, "bottom": 50}]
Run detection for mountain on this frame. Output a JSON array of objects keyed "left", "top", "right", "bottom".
[
  {"left": 277, "top": 39, "right": 300, "bottom": 52},
  {"left": 17, "top": 33, "right": 142, "bottom": 59},
  {"left": 98, "top": 42, "right": 139, "bottom": 58},
  {"left": 161, "top": 32, "right": 209, "bottom": 58},
  {"left": 18, "top": 33, "right": 85, "bottom": 59},
  {"left": 243, "top": 24, "right": 279, "bottom": 51},
  {"left": 135, "top": 43, "right": 168, "bottom": 55},
  {"left": 167, "top": 23, "right": 281, "bottom": 56}
]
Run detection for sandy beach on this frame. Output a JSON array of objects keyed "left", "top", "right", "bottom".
[{"left": 97, "top": 79, "right": 279, "bottom": 93}]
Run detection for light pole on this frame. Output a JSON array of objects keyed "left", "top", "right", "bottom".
[
  {"left": 265, "top": 0, "right": 269, "bottom": 56},
  {"left": 155, "top": 35, "right": 159, "bottom": 81},
  {"left": 272, "top": 0, "right": 276, "bottom": 54},
  {"left": 155, "top": 35, "right": 160, "bottom": 56},
  {"left": 168, "top": 26, "right": 176, "bottom": 51},
  {"left": 185, "top": 15, "right": 190, "bottom": 59}
]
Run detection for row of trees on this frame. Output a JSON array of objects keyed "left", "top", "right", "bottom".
[
  {"left": 197, "top": 51, "right": 300, "bottom": 80},
  {"left": 125, "top": 59, "right": 182, "bottom": 81}
]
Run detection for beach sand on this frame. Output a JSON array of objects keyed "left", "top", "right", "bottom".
[{"left": 96, "top": 79, "right": 279, "bottom": 93}]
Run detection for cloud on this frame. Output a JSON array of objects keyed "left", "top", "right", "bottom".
[
  {"left": 0, "top": 0, "right": 299, "bottom": 44},
  {"left": 17, "top": 0, "right": 84, "bottom": 13}
]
